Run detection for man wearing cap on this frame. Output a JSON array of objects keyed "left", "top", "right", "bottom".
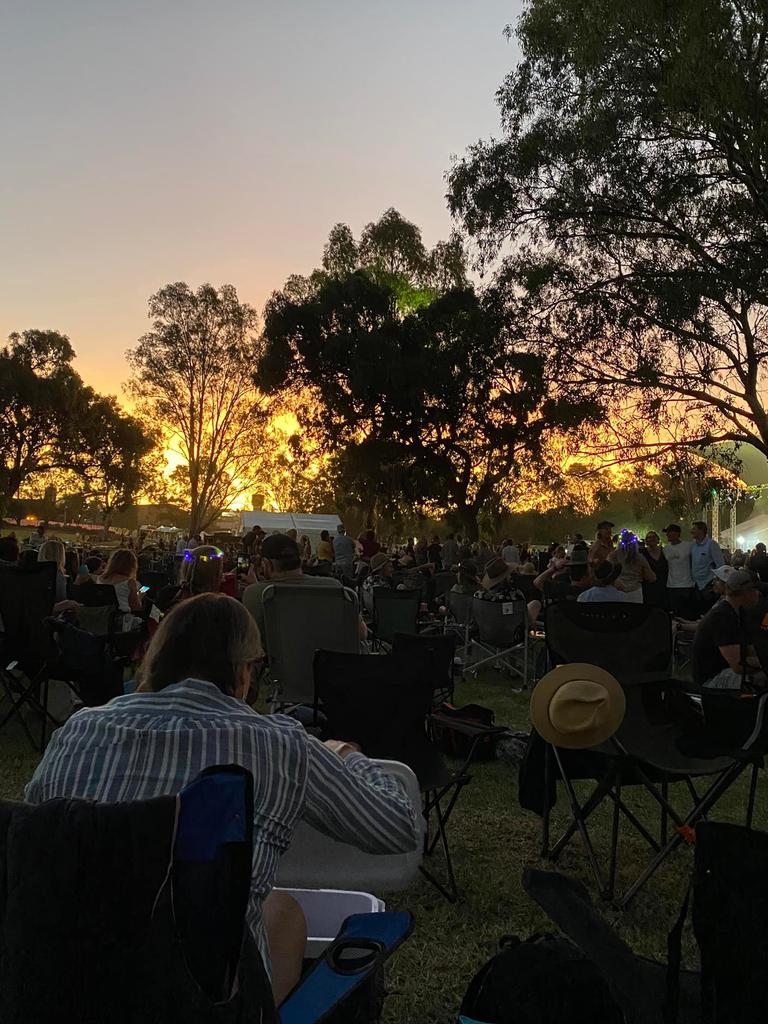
[
  {"left": 691, "top": 569, "right": 765, "bottom": 691},
  {"left": 690, "top": 520, "right": 725, "bottom": 614},
  {"left": 361, "top": 551, "right": 394, "bottom": 615},
  {"left": 588, "top": 521, "right": 614, "bottom": 564},
  {"left": 662, "top": 524, "right": 694, "bottom": 617},
  {"left": 243, "top": 534, "right": 345, "bottom": 652}
]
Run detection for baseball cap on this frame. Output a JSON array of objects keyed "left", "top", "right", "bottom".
[
  {"left": 726, "top": 569, "right": 759, "bottom": 595},
  {"left": 597, "top": 520, "right": 615, "bottom": 529},
  {"left": 662, "top": 524, "right": 682, "bottom": 534},
  {"left": 713, "top": 565, "right": 734, "bottom": 583}
]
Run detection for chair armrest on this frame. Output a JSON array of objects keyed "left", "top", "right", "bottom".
[{"left": 428, "top": 714, "right": 509, "bottom": 739}]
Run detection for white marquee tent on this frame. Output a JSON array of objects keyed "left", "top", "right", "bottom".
[{"left": 239, "top": 511, "right": 342, "bottom": 547}]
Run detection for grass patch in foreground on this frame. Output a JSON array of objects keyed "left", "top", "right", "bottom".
[{"left": 2, "top": 671, "right": 766, "bottom": 1023}]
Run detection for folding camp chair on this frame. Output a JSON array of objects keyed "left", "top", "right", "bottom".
[
  {"left": 371, "top": 589, "right": 420, "bottom": 649},
  {"left": 469, "top": 596, "right": 528, "bottom": 687},
  {"left": 262, "top": 583, "right": 359, "bottom": 711},
  {"left": 0, "top": 562, "right": 58, "bottom": 750},
  {"left": 313, "top": 649, "right": 484, "bottom": 901},
  {"left": 392, "top": 631, "right": 456, "bottom": 704},
  {"left": 510, "top": 574, "right": 538, "bottom": 601},
  {"left": 545, "top": 600, "right": 673, "bottom": 679},
  {"left": 430, "top": 571, "right": 457, "bottom": 607},
  {"left": 138, "top": 570, "right": 173, "bottom": 600},
  {"left": 44, "top": 615, "right": 126, "bottom": 709},
  {"left": 445, "top": 590, "right": 474, "bottom": 668},
  {"left": 276, "top": 760, "right": 424, "bottom": 893},
  {"left": 74, "top": 581, "right": 118, "bottom": 608},
  {"left": 529, "top": 603, "right": 764, "bottom": 906}
]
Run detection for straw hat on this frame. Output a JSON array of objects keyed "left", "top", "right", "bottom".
[
  {"left": 482, "top": 557, "right": 511, "bottom": 589},
  {"left": 370, "top": 551, "right": 390, "bottom": 573},
  {"left": 530, "top": 664, "right": 625, "bottom": 749}
]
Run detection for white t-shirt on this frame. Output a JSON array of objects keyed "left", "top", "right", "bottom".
[{"left": 664, "top": 541, "right": 693, "bottom": 588}]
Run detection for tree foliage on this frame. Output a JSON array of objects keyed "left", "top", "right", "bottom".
[
  {"left": 260, "top": 274, "right": 600, "bottom": 537},
  {"left": 126, "top": 282, "right": 269, "bottom": 536},
  {"left": 0, "top": 330, "right": 155, "bottom": 520},
  {"left": 283, "top": 209, "right": 469, "bottom": 314},
  {"left": 448, "top": 0, "right": 768, "bottom": 468}
]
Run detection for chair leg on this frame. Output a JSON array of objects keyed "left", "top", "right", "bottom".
[
  {"left": 551, "top": 748, "right": 607, "bottom": 896},
  {"left": 746, "top": 761, "right": 759, "bottom": 830},
  {"left": 616, "top": 759, "right": 751, "bottom": 909},
  {"left": 541, "top": 743, "right": 552, "bottom": 859},
  {"left": 607, "top": 778, "right": 621, "bottom": 902},
  {"left": 419, "top": 786, "right": 462, "bottom": 902},
  {"left": 0, "top": 672, "right": 39, "bottom": 750}
]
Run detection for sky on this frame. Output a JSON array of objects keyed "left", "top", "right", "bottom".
[{"left": 1, "top": 0, "right": 522, "bottom": 396}]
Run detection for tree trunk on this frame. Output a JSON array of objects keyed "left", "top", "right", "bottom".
[{"left": 457, "top": 505, "right": 480, "bottom": 542}]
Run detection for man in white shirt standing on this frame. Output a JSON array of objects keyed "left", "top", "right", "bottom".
[
  {"left": 501, "top": 538, "right": 521, "bottom": 566},
  {"left": 663, "top": 523, "right": 694, "bottom": 617}
]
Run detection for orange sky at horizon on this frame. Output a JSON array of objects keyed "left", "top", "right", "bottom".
[{"left": 1, "top": 0, "right": 520, "bottom": 400}]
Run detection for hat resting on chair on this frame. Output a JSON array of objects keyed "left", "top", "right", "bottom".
[{"left": 530, "top": 664, "right": 625, "bottom": 749}]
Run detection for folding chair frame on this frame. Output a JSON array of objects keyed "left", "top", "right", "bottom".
[
  {"left": 0, "top": 660, "right": 57, "bottom": 751},
  {"left": 422, "top": 716, "right": 511, "bottom": 902},
  {"left": 540, "top": 737, "right": 761, "bottom": 908}
]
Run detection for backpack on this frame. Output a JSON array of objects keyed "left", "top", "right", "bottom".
[
  {"left": 458, "top": 934, "right": 625, "bottom": 1024},
  {"left": 431, "top": 703, "right": 499, "bottom": 761}
]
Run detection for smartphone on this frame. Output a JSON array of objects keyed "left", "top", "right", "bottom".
[
  {"left": 237, "top": 554, "right": 249, "bottom": 571},
  {"left": 139, "top": 585, "right": 150, "bottom": 594}
]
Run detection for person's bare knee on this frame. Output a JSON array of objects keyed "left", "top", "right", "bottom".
[{"left": 263, "top": 890, "right": 307, "bottom": 1006}]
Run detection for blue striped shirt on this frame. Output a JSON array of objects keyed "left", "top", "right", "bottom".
[{"left": 24, "top": 679, "right": 419, "bottom": 966}]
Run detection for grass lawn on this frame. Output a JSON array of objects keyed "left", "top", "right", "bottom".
[{"left": 2, "top": 670, "right": 765, "bottom": 1023}]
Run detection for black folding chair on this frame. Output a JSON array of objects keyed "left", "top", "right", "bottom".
[
  {"left": 392, "top": 632, "right": 456, "bottom": 704},
  {"left": 313, "top": 649, "right": 481, "bottom": 901},
  {"left": 529, "top": 602, "right": 764, "bottom": 906},
  {"left": 0, "top": 562, "right": 58, "bottom": 749},
  {"left": 430, "top": 572, "right": 457, "bottom": 607},
  {"left": 138, "top": 570, "right": 173, "bottom": 600},
  {"left": 44, "top": 615, "right": 125, "bottom": 709},
  {"left": 73, "top": 581, "right": 119, "bottom": 608},
  {"left": 372, "top": 590, "right": 420, "bottom": 649},
  {"left": 545, "top": 601, "right": 673, "bottom": 679}
]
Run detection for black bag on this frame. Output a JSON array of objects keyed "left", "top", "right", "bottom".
[
  {"left": 458, "top": 933, "right": 625, "bottom": 1024},
  {"left": 691, "top": 822, "right": 768, "bottom": 1024},
  {"left": 431, "top": 702, "right": 497, "bottom": 761},
  {"left": 700, "top": 690, "right": 768, "bottom": 748}
]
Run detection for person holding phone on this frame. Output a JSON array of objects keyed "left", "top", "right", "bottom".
[{"left": 99, "top": 548, "right": 144, "bottom": 628}]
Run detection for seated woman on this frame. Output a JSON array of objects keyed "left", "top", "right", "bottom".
[
  {"left": 25, "top": 593, "right": 418, "bottom": 1006},
  {"left": 99, "top": 548, "right": 144, "bottom": 628},
  {"left": 37, "top": 540, "right": 69, "bottom": 604}
]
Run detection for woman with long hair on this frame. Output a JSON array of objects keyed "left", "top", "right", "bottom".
[
  {"left": 99, "top": 547, "right": 142, "bottom": 613},
  {"left": 37, "top": 539, "right": 68, "bottom": 602},
  {"left": 611, "top": 529, "right": 656, "bottom": 604},
  {"left": 641, "top": 531, "right": 668, "bottom": 608}
]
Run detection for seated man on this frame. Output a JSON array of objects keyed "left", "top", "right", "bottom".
[
  {"left": 576, "top": 561, "right": 627, "bottom": 603},
  {"left": 450, "top": 561, "right": 479, "bottom": 596},
  {"left": 25, "top": 593, "right": 418, "bottom": 1006},
  {"left": 361, "top": 550, "right": 394, "bottom": 616},
  {"left": 243, "top": 534, "right": 344, "bottom": 650},
  {"left": 691, "top": 568, "right": 765, "bottom": 691}
]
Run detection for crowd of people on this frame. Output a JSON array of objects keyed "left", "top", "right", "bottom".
[{"left": 5, "top": 512, "right": 768, "bottom": 1009}]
